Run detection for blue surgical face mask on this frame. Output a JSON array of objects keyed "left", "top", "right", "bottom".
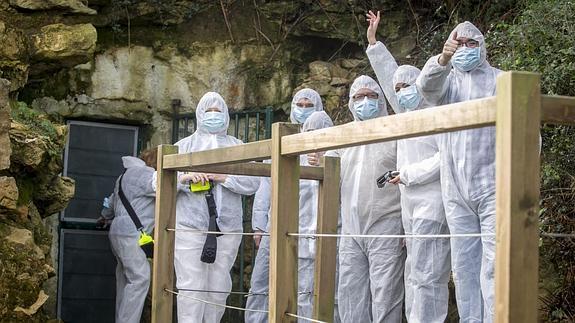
[
  {"left": 397, "top": 85, "right": 422, "bottom": 111},
  {"left": 202, "top": 111, "right": 227, "bottom": 133},
  {"left": 354, "top": 97, "right": 380, "bottom": 120},
  {"left": 292, "top": 105, "right": 315, "bottom": 124},
  {"left": 452, "top": 46, "right": 481, "bottom": 72}
]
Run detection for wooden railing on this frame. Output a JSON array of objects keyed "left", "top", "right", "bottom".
[{"left": 151, "top": 72, "right": 575, "bottom": 323}]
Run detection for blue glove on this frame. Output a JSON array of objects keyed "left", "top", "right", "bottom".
[{"left": 103, "top": 197, "right": 110, "bottom": 209}]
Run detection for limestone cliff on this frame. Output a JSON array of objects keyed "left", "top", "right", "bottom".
[
  {"left": 0, "top": 79, "right": 74, "bottom": 322},
  {"left": 0, "top": 1, "right": 426, "bottom": 321},
  {"left": 0, "top": 0, "right": 424, "bottom": 143}
]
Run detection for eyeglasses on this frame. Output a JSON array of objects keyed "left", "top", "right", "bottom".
[
  {"left": 352, "top": 93, "right": 379, "bottom": 101},
  {"left": 394, "top": 83, "right": 410, "bottom": 93},
  {"left": 459, "top": 39, "right": 479, "bottom": 48},
  {"left": 296, "top": 102, "right": 315, "bottom": 108}
]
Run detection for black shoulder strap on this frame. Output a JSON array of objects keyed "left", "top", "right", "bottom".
[
  {"left": 205, "top": 181, "right": 221, "bottom": 235},
  {"left": 118, "top": 172, "right": 144, "bottom": 232}
]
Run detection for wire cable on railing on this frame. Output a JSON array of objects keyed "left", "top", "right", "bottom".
[
  {"left": 165, "top": 229, "right": 574, "bottom": 239},
  {"left": 287, "top": 233, "right": 496, "bottom": 239},
  {"left": 164, "top": 288, "right": 269, "bottom": 314},
  {"left": 174, "top": 288, "right": 311, "bottom": 298},
  {"left": 176, "top": 288, "right": 260, "bottom": 296},
  {"left": 285, "top": 312, "right": 327, "bottom": 323}
]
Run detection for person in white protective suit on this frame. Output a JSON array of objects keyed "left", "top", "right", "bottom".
[
  {"left": 303, "top": 111, "right": 342, "bottom": 323},
  {"left": 172, "top": 92, "right": 260, "bottom": 323},
  {"left": 326, "top": 75, "right": 405, "bottom": 323},
  {"left": 245, "top": 90, "right": 333, "bottom": 323},
  {"left": 250, "top": 88, "right": 325, "bottom": 245},
  {"left": 365, "top": 10, "right": 451, "bottom": 323},
  {"left": 415, "top": 21, "right": 501, "bottom": 323},
  {"left": 100, "top": 150, "right": 157, "bottom": 323}
]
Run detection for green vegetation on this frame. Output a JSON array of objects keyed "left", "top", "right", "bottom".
[
  {"left": 0, "top": 223, "right": 50, "bottom": 323},
  {"left": 411, "top": 0, "right": 574, "bottom": 320},
  {"left": 9, "top": 101, "right": 63, "bottom": 158},
  {"left": 489, "top": 1, "right": 575, "bottom": 320},
  {"left": 489, "top": 0, "right": 575, "bottom": 96},
  {"left": 9, "top": 101, "right": 58, "bottom": 140}
]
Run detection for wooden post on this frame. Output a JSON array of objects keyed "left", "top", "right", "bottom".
[
  {"left": 312, "top": 156, "right": 340, "bottom": 321},
  {"left": 495, "top": 72, "right": 541, "bottom": 323},
  {"left": 269, "top": 123, "right": 300, "bottom": 322},
  {"left": 151, "top": 145, "right": 178, "bottom": 323}
]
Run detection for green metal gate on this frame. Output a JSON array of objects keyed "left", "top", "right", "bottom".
[
  {"left": 172, "top": 102, "right": 273, "bottom": 144},
  {"left": 172, "top": 103, "right": 273, "bottom": 322}
]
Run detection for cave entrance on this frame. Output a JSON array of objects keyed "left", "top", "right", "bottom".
[{"left": 57, "top": 120, "right": 139, "bottom": 323}]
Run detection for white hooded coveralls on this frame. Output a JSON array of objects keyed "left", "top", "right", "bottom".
[
  {"left": 329, "top": 75, "right": 405, "bottom": 323},
  {"left": 173, "top": 92, "right": 260, "bottom": 323},
  {"left": 105, "top": 156, "right": 155, "bottom": 323},
  {"left": 416, "top": 21, "right": 501, "bottom": 323},
  {"left": 367, "top": 41, "right": 451, "bottom": 323},
  {"left": 245, "top": 89, "right": 329, "bottom": 323}
]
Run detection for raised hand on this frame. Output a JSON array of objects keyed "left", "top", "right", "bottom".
[
  {"left": 366, "top": 10, "right": 381, "bottom": 45},
  {"left": 439, "top": 31, "right": 459, "bottom": 66}
]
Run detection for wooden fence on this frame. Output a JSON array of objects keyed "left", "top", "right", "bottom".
[{"left": 151, "top": 72, "right": 575, "bottom": 322}]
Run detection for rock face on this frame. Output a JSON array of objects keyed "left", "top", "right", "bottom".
[
  {"left": 31, "top": 23, "right": 97, "bottom": 66},
  {"left": 0, "top": 215, "right": 55, "bottom": 322},
  {"left": 35, "top": 176, "right": 75, "bottom": 215},
  {"left": 89, "top": 45, "right": 292, "bottom": 113},
  {"left": 29, "top": 43, "right": 297, "bottom": 144},
  {"left": 9, "top": 122, "right": 48, "bottom": 168},
  {"left": 0, "top": 79, "right": 11, "bottom": 170},
  {"left": 0, "top": 21, "right": 27, "bottom": 61},
  {"left": 295, "top": 59, "right": 370, "bottom": 123},
  {"left": 0, "top": 1, "right": 422, "bottom": 321},
  {"left": 0, "top": 19, "right": 98, "bottom": 90},
  {"left": 5, "top": 226, "right": 34, "bottom": 246},
  {"left": 0, "top": 21, "right": 28, "bottom": 91},
  {"left": 0, "top": 0, "right": 418, "bottom": 127},
  {"left": 5, "top": 226, "right": 45, "bottom": 260},
  {"left": 9, "top": 0, "right": 97, "bottom": 15},
  {"left": 0, "top": 77, "right": 73, "bottom": 322},
  {"left": 0, "top": 176, "right": 18, "bottom": 210}
]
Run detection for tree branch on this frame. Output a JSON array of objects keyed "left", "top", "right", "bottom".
[{"left": 220, "top": 0, "right": 235, "bottom": 43}]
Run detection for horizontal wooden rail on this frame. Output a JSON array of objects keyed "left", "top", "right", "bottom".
[
  {"left": 163, "top": 139, "right": 271, "bottom": 169},
  {"left": 151, "top": 70, "right": 575, "bottom": 323},
  {"left": 160, "top": 94, "right": 572, "bottom": 171},
  {"left": 281, "top": 96, "right": 496, "bottom": 156},
  {"left": 171, "top": 162, "right": 324, "bottom": 180},
  {"left": 541, "top": 95, "right": 575, "bottom": 125}
]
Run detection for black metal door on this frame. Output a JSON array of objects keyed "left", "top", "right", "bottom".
[
  {"left": 57, "top": 229, "right": 117, "bottom": 323},
  {"left": 58, "top": 121, "right": 139, "bottom": 323},
  {"left": 62, "top": 121, "right": 139, "bottom": 223}
]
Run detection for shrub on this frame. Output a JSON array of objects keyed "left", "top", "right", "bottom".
[{"left": 489, "top": 0, "right": 575, "bottom": 321}]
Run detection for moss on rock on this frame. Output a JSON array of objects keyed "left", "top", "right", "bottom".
[{"left": 0, "top": 219, "right": 52, "bottom": 322}]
